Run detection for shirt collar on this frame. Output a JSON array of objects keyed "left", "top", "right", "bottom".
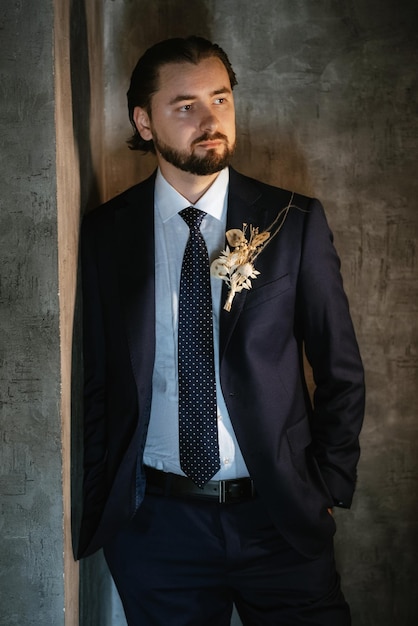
[{"left": 155, "top": 167, "right": 229, "bottom": 223}]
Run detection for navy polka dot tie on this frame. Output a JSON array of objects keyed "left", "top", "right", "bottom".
[{"left": 178, "top": 207, "right": 220, "bottom": 488}]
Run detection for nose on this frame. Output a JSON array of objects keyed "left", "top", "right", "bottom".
[{"left": 199, "top": 110, "right": 218, "bottom": 133}]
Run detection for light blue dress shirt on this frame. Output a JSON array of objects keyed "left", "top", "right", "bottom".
[{"left": 143, "top": 168, "right": 249, "bottom": 480}]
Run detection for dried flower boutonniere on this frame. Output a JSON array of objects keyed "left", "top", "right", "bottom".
[{"left": 211, "top": 193, "right": 295, "bottom": 311}]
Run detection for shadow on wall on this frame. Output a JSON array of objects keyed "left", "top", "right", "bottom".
[
  {"left": 102, "top": 0, "right": 217, "bottom": 198},
  {"left": 69, "top": 0, "right": 102, "bottom": 212},
  {"left": 111, "top": 0, "right": 214, "bottom": 78},
  {"left": 68, "top": 0, "right": 106, "bottom": 623}
]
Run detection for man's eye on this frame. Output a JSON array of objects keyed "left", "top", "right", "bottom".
[
  {"left": 215, "top": 98, "right": 226, "bottom": 104},
  {"left": 180, "top": 104, "right": 192, "bottom": 111}
]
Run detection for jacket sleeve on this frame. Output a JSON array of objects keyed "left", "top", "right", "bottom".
[
  {"left": 79, "top": 211, "right": 109, "bottom": 533},
  {"left": 297, "top": 198, "right": 365, "bottom": 507}
]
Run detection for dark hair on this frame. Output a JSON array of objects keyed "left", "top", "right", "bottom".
[{"left": 126, "top": 36, "right": 238, "bottom": 153}]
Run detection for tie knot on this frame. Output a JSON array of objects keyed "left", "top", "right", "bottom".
[{"left": 180, "top": 207, "right": 206, "bottom": 230}]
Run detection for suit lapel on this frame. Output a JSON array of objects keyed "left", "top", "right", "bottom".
[
  {"left": 219, "top": 168, "right": 268, "bottom": 361},
  {"left": 116, "top": 172, "right": 157, "bottom": 394}
]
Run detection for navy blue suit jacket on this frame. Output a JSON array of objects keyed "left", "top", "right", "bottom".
[{"left": 77, "top": 168, "right": 365, "bottom": 559}]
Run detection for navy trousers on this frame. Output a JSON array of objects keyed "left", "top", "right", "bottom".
[{"left": 104, "top": 493, "right": 350, "bottom": 626}]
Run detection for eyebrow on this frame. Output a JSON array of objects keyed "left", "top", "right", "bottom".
[{"left": 168, "top": 87, "right": 232, "bottom": 106}]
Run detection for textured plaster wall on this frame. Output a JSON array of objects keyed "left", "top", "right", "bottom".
[
  {"left": 0, "top": 0, "right": 65, "bottom": 624},
  {"left": 86, "top": 1, "right": 417, "bottom": 625},
  {"left": 1, "top": 1, "right": 416, "bottom": 625}
]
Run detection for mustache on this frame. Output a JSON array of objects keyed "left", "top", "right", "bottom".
[{"left": 191, "top": 132, "right": 229, "bottom": 146}]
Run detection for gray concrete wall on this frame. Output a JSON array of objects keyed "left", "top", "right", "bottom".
[
  {"left": 1, "top": 1, "right": 417, "bottom": 625},
  {"left": 0, "top": 0, "right": 65, "bottom": 624}
]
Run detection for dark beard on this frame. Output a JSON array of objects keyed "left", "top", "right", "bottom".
[{"left": 153, "top": 132, "right": 235, "bottom": 175}]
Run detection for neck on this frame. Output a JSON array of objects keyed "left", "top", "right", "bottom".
[{"left": 158, "top": 160, "right": 222, "bottom": 204}]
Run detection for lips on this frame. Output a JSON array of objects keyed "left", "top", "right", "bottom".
[
  {"left": 192, "top": 133, "right": 228, "bottom": 148},
  {"left": 197, "top": 140, "right": 225, "bottom": 149}
]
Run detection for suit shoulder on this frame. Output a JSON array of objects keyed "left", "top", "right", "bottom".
[
  {"left": 82, "top": 171, "right": 156, "bottom": 229},
  {"left": 229, "top": 167, "right": 314, "bottom": 210}
]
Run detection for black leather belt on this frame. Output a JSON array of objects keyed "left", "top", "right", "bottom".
[{"left": 145, "top": 466, "right": 256, "bottom": 503}]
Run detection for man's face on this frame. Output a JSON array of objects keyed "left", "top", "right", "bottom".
[{"left": 134, "top": 57, "right": 236, "bottom": 176}]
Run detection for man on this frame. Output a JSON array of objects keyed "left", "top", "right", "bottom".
[{"left": 77, "top": 36, "right": 365, "bottom": 626}]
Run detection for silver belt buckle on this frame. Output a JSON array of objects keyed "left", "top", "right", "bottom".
[{"left": 219, "top": 480, "right": 227, "bottom": 503}]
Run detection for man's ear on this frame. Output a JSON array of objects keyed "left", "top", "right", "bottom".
[{"left": 133, "top": 106, "right": 153, "bottom": 141}]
